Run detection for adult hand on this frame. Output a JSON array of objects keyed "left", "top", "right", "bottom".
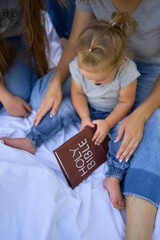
[
  {"left": 32, "top": 81, "right": 62, "bottom": 126},
  {"left": 92, "top": 119, "right": 110, "bottom": 145},
  {"left": 2, "top": 92, "right": 32, "bottom": 117},
  {"left": 80, "top": 117, "right": 95, "bottom": 131},
  {"left": 115, "top": 111, "right": 145, "bottom": 162}
]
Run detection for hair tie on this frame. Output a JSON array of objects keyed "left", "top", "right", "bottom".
[
  {"left": 110, "top": 21, "right": 116, "bottom": 27},
  {"left": 88, "top": 48, "right": 92, "bottom": 52}
]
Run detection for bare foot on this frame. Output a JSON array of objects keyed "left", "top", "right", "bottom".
[
  {"left": 0, "top": 137, "right": 36, "bottom": 154},
  {"left": 103, "top": 177, "right": 125, "bottom": 209}
]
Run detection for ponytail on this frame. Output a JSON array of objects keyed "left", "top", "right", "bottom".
[
  {"left": 77, "top": 12, "right": 137, "bottom": 70},
  {"left": 110, "top": 12, "right": 137, "bottom": 38}
]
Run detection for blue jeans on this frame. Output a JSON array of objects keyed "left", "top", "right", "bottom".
[
  {"left": 89, "top": 106, "right": 130, "bottom": 181},
  {"left": 28, "top": 70, "right": 128, "bottom": 180},
  {"left": 47, "top": 0, "right": 75, "bottom": 38},
  {"left": 29, "top": 62, "right": 160, "bottom": 206},
  {"left": 0, "top": 37, "right": 37, "bottom": 110},
  {"left": 122, "top": 62, "right": 160, "bottom": 207},
  {"left": 27, "top": 69, "right": 77, "bottom": 147}
]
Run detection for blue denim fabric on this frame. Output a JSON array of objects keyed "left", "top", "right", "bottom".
[
  {"left": 29, "top": 68, "right": 71, "bottom": 112},
  {"left": 0, "top": 36, "right": 37, "bottom": 110},
  {"left": 122, "top": 61, "right": 160, "bottom": 207},
  {"left": 47, "top": 0, "right": 75, "bottom": 38},
  {"left": 27, "top": 95, "right": 80, "bottom": 147},
  {"left": 28, "top": 61, "right": 160, "bottom": 206},
  {"left": 29, "top": 74, "right": 128, "bottom": 180},
  {"left": 28, "top": 68, "right": 77, "bottom": 147},
  {"left": 89, "top": 106, "right": 130, "bottom": 180}
]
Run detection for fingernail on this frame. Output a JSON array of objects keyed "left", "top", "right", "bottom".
[
  {"left": 119, "top": 159, "right": 123, "bottom": 163},
  {"left": 125, "top": 158, "right": 129, "bottom": 162},
  {"left": 35, "top": 122, "right": 37, "bottom": 126},
  {"left": 116, "top": 155, "right": 119, "bottom": 159},
  {"left": 114, "top": 139, "right": 118, "bottom": 143},
  {"left": 50, "top": 113, "right": 54, "bottom": 118}
]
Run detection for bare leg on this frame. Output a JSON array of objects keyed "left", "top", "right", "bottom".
[
  {"left": 125, "top": 195, "right": 157, "bottom": 240},
  {"left": 0, "top": 137, "right": 36, "bottom": 154},
  {"left": 103, "top": 177, "right": 125, "bottom": 209}
]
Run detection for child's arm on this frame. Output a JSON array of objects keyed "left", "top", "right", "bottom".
[
  {"left": 71, "top": 78, "right": 94, "bottom": 130},
  {"left": 92, "top": 79, "right": 137, "bottom": 144}
]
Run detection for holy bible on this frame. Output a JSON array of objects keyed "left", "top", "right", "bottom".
[{"left": 54, "top": 126, "right": 110, "bottom": 189}]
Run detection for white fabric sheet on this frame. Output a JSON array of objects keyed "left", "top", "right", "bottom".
[{"left": 0, "top": 109, "right": 159, "bottom": 240}]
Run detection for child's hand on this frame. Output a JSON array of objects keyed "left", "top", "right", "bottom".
[
  {"left": 80, "top": 117, "right": 95, "bottom": 131},
  {"left": 92, "top": 119, "right": 110, "bottom": 145}
]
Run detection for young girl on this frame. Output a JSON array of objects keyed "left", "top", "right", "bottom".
[
  {"left": 70, "top": 13, "right": 140, "bottom": 209},
  {"left": 1, "top": 12, "right": 140, "bottom": 209}
]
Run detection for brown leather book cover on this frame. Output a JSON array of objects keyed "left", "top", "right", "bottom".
[{"left": 54, "top": 126, "right": 110, "bottom": 189}]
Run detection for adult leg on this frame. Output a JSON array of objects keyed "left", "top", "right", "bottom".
[
  {"left": 3, "top": 37, "right": 37, "bottom": 103},
  {"left": 122, "top": 108, "right": 160, "bottom": 239},
  {"left": 122, "top": 62, "right": 160, "bottom": 239},
  {"left": 125, "top": 196, "right": 157, "bottom": 240}
]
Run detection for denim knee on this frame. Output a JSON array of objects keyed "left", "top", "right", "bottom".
[{"left": 27, "top": 96, "right": 80, "bottom": 148}]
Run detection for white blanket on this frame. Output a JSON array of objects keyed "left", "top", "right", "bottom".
[{"left": 0, "top": 109, "right": 159, "bottom": 240}]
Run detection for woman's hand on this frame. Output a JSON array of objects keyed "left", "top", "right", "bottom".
[
  {"left": 92, "top": 119, "right": 110, "bottom": 145},
  {"left": 80, "top": 117, "right": 95, "bottom": 131},
  {"left": 115, "top": 111, "right": 145, "bottom": 162},
  {"left": 2, "top": 92, "right": 32, "bottom": 117},
  {"left": 32, "top": 81, "right": 62, "bottom": 126}
]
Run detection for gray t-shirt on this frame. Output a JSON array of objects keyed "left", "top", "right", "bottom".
[
  {"left": 76, "top": 0, "right": 160, "bottom": 65},
  {"left": 69, "top": 57, "right": 140, "bottom": 112},
  {"left": 0, "top": 0, "right": 23, "bottom": 38}
]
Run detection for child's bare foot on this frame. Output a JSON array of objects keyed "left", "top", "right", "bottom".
[
  {"left": 0, "top": 137, "right": 36, "bottom": 154},
  {"left": 103, "top": 177, "right": 125, "bottom": 209}
]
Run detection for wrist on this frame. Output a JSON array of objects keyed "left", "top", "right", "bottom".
[
  {"left": 0, "top": 86, "right": 12, "bottom": 104},
  {"left": 133, "top": 103, "right": 152, "bottom": 124},
  {"left": 49, "top": 70, "right": 62, "bottom": 87},
  {"left": 81, "top": 116, "right": 91, "bottom": 120},
  {"left": 105, "top": 117, "right": 113, "bottom": 129}
]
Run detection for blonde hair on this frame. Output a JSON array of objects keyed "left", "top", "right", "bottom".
[{"left": 77, "top": 12, "right": 137, "bottom": 71}]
